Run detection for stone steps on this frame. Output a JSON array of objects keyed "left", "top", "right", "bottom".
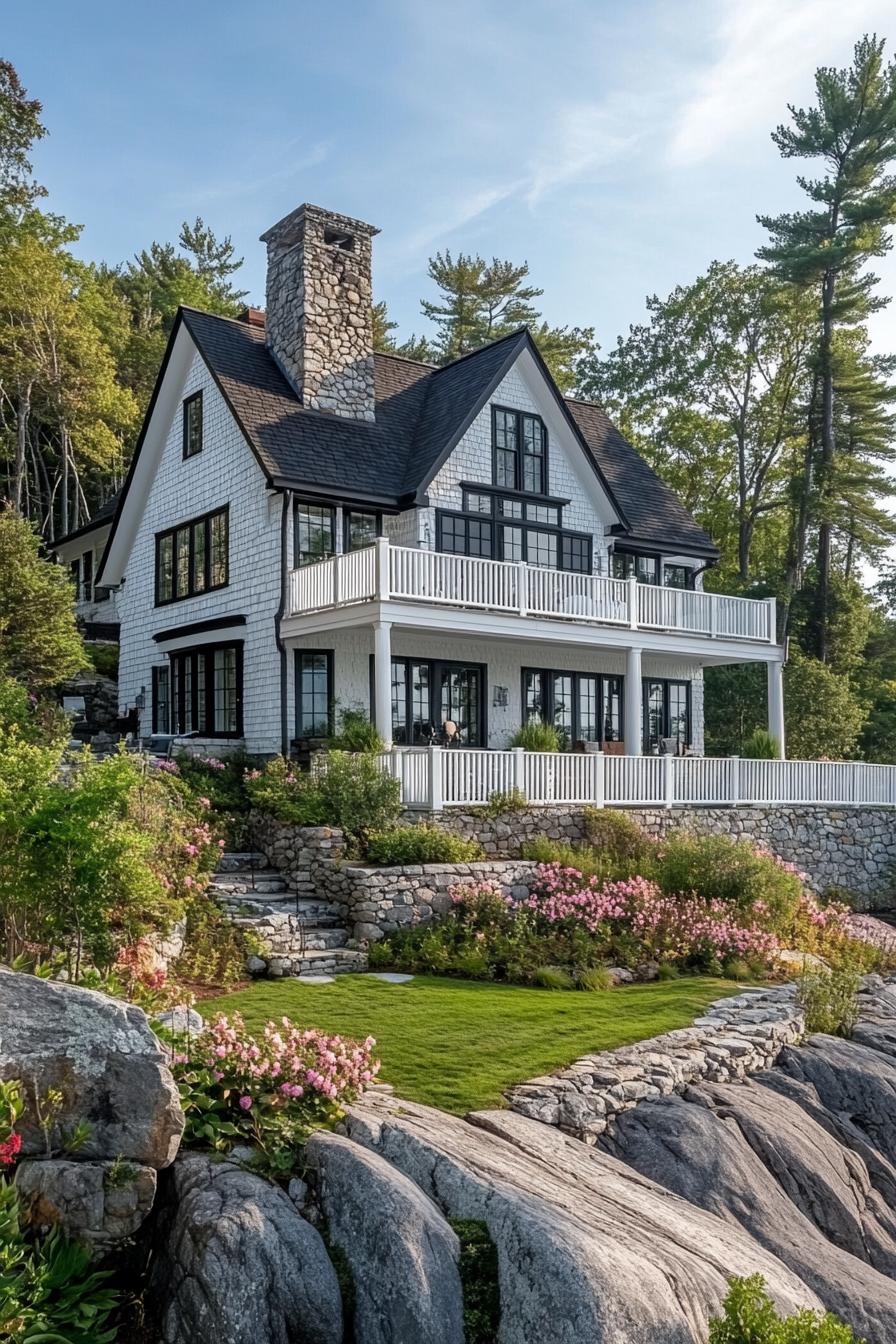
[
  {"left": 215, "top": 852, "right": 270, "bottom": 873},
  {"left": 209, "top": 873, "right": 287, "bottom": 895}
]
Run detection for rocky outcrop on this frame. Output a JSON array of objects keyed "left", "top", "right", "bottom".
[
  {"left": 0, "top": 968, "right": 184, "bottom": 1167},
  {"left": 15, "top": 1158, "right": 156, "bottom": 1248},
  {"left": 343, "top": 1094, "right": 819, "bottom": 1343},
  {"left": 149, "top": 1154, "right": 343, "bottom": 1344},
  {"left": 306, "top": 1130, "right": 465, "bottom": 1344},
  {"left": 507, "top": 984, "right": 804, "bottom": 1140}
]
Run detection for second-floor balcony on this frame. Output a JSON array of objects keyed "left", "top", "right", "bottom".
[{"left": 286, "top": 539, "right": 777, "bottom": 645}]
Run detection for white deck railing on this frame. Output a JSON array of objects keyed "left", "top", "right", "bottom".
[
  {"left": 287, "top": 539, "right": 776, "bottom": 643},
  {"left": 372, "top": 747, "right": 896, "bottom": 810}
]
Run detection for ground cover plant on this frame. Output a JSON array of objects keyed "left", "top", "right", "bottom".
[
  {"left": 202, "top": 974, "right": 743, "bottom": 1114},
  {"left": 365, "top": 824, "right": 485, "bottom": 865}
]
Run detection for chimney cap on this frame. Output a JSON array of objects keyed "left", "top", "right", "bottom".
[
  {"left": 237, "top": 306, "right": 266, "bottom": 327},
  {"left": 260, "top": 202, "right": 379, "bottom": 246}
]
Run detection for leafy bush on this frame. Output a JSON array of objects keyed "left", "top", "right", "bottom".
[
  {"left": 174, "top": 749, "right": 256, "bottom": 848},
  {"left": 741, "top": 728, "right": 779, "bottom": 759},
  {"left": 521, "top": 837, "right": 645, "bottom": 885},
  {"left": 1, "top": 749, "right": 220, "bottom": 976},
  {"left": 0, "top": 1179, "right": 119, "bottom": 1343},
  {"left": 449, "top": 1219, "right": 501, "bottom": 1344},
  {"left": 709, "top": 1274, "right": 859, "bottom": 1342},
  {"left": 86, "top": 643, "right": 119, "bottom": 680},
  {"left": 509, "top": 720, "right": 564, "bottom": 751},
  {"left": 172, "top": 1013, "right": 379, "bottom": 1176},
  {"left": 328, "top": 707, "right": 384, "bottom": 754},
  {"left": 654, "top": 833, "right": 802, "bottom": 931},
  {"left": 245, "top": 753, "right": 401, "bottom": 852},
  {"left": 0, "top": 506, "right": 85, "bottom": 690},
  {"left": 482, "top": 787, "right": 528, "bottom": 816},
  {"left": 172, "top": 891, "right": 259, "bottom": 990},
  {"left": 365, "top": 825, "right": 484, "bottom": 866},
  {"left": 796, "top": 967, "right": 861, "bottom": 1037},
  {"left": 581, "top": 808, "right": 652, "bottom": 862}
]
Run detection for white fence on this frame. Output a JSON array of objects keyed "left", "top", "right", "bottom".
[
  {"left": 373, "top": 747, "right": 896, "bottom": 811},
  {"left": 288, "top": 540, "right": 776, "bottom": 644}
]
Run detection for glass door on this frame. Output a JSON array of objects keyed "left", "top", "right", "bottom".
[{"left": 439, "top": 665, "right": 482, "bottom": 745}]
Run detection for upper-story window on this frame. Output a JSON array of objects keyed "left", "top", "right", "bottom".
[
  {"left": 611, "top": 550, "right": 695, "bottom": 588},
  {"left": 295, "top": 503, "right": 335, "bottom": 567},
  {"left": 437, "top": 488, "right": 592, "bottom": 573},
  {"left": 182, "top": 392, "right": 203, "bottom": 459},
  {"left": 156, "top": 506, "right": 228, "bottom": 605},
  {"left": 344, "top": 511, "right": 380, "bottom": 552},
  {"left": 664, "top": 563, "right": 693, "bottom": 589},
  {"left": 492, "top": 406, "right": 547, "bottom": 495}
]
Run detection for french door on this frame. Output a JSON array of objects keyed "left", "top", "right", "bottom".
[{"left": 389, "top": 658, "right": 485, "bottom": 745}]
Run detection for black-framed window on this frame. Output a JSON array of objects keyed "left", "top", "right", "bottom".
[
  {"left": 295, "top": 650, "right": 333, "bottom": 738},
  {"left": 344, "top": 511, "right": 380, "bottom": 552},
  {"left": 161, "top": 642, "right": 243, "bottom": 737},
  {"left": 492, "top": 405, "right": 547, "bottom": 495},
  {"left": 383, "top": 657, "right": 486, "bottom": 746},
  {"left": 155, "top": 506, "right": 229, "bottom": 605},
  {"left": 182, "top": 392, "right": 203, "bottom": 459},
  {"left": 438, "top": 500, "right": 591, "bottom": 573},
  {"left": 522, "top": 668, "right": 623, "bottom": 745},
  {"left": 664, "top": 563, "right": 692, "bottom": 589},
  {"left": 294, "top": 502, "right": 335, "bottom": 567},
  {"left": 437, "top": 512, "right": 492, "bottom": 558},
  {"left": 612, "top": 550, "right": 659, "bottom": 584},
  {"left": 642, "top": 678, "right": 691, "bottom": 749}
]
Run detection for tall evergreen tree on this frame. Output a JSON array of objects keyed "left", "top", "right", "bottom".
[
  {"left": 758, "top": 34, "right": 896, "bottom": 660},
  {"left": 0, "top": 60, "right": 46, "bottom": 220}
]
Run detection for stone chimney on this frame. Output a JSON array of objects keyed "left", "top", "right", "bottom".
[{"left": 260, "top": 204, "right": 379, "bottom": 423}]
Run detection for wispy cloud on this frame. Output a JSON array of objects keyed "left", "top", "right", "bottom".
[
  {"left": 668, "top": 0, "right": 894, "bottom": 167},
  {"left": 167, "top": 140, "right": 330, "bottom": 208},
  {"left": 525, "top": 101, "right": 642, "bottom": 206}
]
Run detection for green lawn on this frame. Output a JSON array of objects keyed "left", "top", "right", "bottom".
[{"left": 201, "top": 974, "right": 742, "bottom": 1114}]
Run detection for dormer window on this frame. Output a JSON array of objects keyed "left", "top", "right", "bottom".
[
  {"left": 183, "top": 391, "right": 203, "bottom": 459},
  {"left": 492, "top": 407, "right": 547, "bottom": 495}
]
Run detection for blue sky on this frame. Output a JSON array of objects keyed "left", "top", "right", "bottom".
[{"left": 10, "top": 0, "right": 896, "bottom": 359}]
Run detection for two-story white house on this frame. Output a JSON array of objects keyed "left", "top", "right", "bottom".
[{"left": 95, "top": 203, "right": 786, "bottom": 770}]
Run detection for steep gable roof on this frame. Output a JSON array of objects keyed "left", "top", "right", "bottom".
[{"left": 105, "top": 305, "right": 719, "bottom": 572}]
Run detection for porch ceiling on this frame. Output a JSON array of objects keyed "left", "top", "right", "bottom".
[{"left": 279, "top": 598, "right": 785, "bottom": 667}]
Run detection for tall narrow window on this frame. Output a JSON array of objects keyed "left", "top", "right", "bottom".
[
  {"left": 81, "top": 550, "right": 93, "bottom": 601},
  {"left": 157, "top": 534, "right": 174, "bottom": 602},
  {"left": 296, "top": 651, "right": 332, "bottom": 737},
  {"left": 183, "top": 392, "right": 203, "bottom": 458},
  {"left": 494, "top": 409, "right": 518, "bottom": 489},
  {"left": 492, "top": 406, "right": 548, "bottom": 494},
  {"left": 210, "top": 511, "right": 228, "bottom": 587},
  {"left": 152, "top": 666, "right": 171, "bottom": 734},
  {"left": 214, "top": 647, "right": 238, "bottom": 734},
  {"left": 295, "top": 504, "right": 335, "bottom": 567},
  {"left": 522, "top": 415, "right": 546, "bottom": 493}
]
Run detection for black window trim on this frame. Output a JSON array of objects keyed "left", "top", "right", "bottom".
[
  {"left": 641, "top": 677, "right": 692, "bottom": 750},
  {"left": 491, "top": 404, "right": 549, "bottom": 496},
  {"left": 521, "top": 666, "right": 625, "bottom": 746},
  {"left": 436, "top": 506, "right": 592, "bottom": 572},
  {"left": 343, "top": 509, "right": 382, "bottom": 553},
  {"left": 155, "top": 504, "right": 229, "bottom": 606},
  {"left": 182, "top": 390, "right": 203, "bottom": 460},
  {"left": 293, "top": 499, "right": 337, "bottom": 568},
  {"left": 295, "top": 649, "right": 335, "bottom": 739},
  {"left": 164, "top": 639, "right": 244, "bottom": 738},
  {"left": 371, "top": 655, "right": 488, "bottom": 747}
]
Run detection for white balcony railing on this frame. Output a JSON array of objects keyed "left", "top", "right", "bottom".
[
  {"left": 287, "top": 539, "right": 776, "bottom": 643},
  {"left": 372, "top": 747, "right": 896, "bottom": 811}
]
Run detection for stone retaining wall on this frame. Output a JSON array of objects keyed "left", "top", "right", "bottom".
[
  {"left": 507, "top": 983, "right": 806, "bottom": 1143},
  {"left": 326, "top": 860, "right": 537, "bottom": 942},
  {"left": 407, "top": 804, "right": 896, "bottom": 906}
]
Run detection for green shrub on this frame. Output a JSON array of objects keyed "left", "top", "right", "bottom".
[
  {"left": 741, "top": 728, "right": 779, "bottom": 760},
  {"left": 365, "top": 825, "right": 484, "bottom": 866},
  {"left": 709, "top": 1274, "right": 859, "bottom": 1342},
  {"left": 721, "top": 958, "right": 752, "bottom": 981},
  {"left": 245, "top": 753, "right": 401, "bottom": 852},
  {"left": 175, "top": 749, "right": 257, "bottom": 847},
  {"left": 482, "top": 787, "right": 529, "bottom": 816},
  {"left": 655, "top": 832, "right": 802, "bottom": 930},
  {"left": 449, "top": 1219, "right": 501, "bottom": 1344},
  {"left": 656, "top": 962, "right": 680, "bottom": 981},
  {"left": 328, "top": 707, "right": 384, "bottom": 754},
  {"left": 520, "top": 838, "right": 646, "bottom": 884},
  {"left": 796, "top": 967, "right": 861, "bottom": 1037},
  {"left": 510, "top": 720, "right": 564, "bottom": 751},
  {"left": 578, "top": 965, "right": 614, "bottom": 991},
  {"left": 173, "top": 891, "right": 258, "bottom": 989},
  {"left": 533, "top": 965, "right": 575, "bottom": 990},
  {"left": 0, "top": 1178, "right": 119, "bottom": 1342},
  {"left": 86, "top": 643, "right": 119, "bottom": 680},
  {"left": 581, "top": 807, "right": 652, "bottom": 862}
]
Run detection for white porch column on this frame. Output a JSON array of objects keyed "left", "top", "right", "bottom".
[
  {"left": 767, "top": 658, "right": 785, "bottom": 759},
  {"left": 624, "top": 646, "right": 642, "bottom": 755},
  {"left": 373, "top": 621, "right": 393, "bottom": 748}
]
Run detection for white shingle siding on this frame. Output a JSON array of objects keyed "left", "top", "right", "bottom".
[
  {"left": 117, "top": 347, "right": 284, "bottom": 755},
  {"left": 290, "top": 626, "right": 704, "bottom": 752}
]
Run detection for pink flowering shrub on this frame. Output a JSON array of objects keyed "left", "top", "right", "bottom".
[{"left": 173, "top": 1012, "right": 380, "bottom": 1171}]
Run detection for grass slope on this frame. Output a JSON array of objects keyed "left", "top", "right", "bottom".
[{"left": 202, "top": 974, "right": 741, "bottom": 1114}]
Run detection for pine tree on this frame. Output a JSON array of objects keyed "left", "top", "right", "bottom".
[{"left": 758, "top": 34, "right": 896, "bottom": 660}]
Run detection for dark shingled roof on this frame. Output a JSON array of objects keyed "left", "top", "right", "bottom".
[
  {"left": 53, "top": 491, "right": 121, "bottom": 548},
  {"left": 180, "top": 307, "right": 718, "bottom": 557}
]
